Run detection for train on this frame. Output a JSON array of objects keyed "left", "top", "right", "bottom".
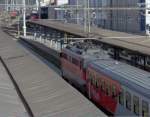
[
  {"left": 60, "top": 40, "right": 150, "bottom": 117},
  {"left": 10, "top": 11, "right": 18, "bottom": 18},
  {"left": 30, "top": 11, "right": 39, "bottom": 20}
]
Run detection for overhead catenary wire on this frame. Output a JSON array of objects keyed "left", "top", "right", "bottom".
[
  {"left": 0, "top": 4, "right": 150, "bottom": 10},
  {"left": 1, "top": 1, "right": 150, "bottom": 37}
]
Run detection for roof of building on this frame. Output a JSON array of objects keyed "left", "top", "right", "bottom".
[
  {"left": 29, "top": 20, "right": 150, "bottom": 56},
  {"left": 90, "top": 59, "right": 150, "bottom": 98},
  {"left": 99, "top": 37, "right": 150, "bottom": 55}
]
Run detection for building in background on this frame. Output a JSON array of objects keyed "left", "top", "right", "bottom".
[
  {"left": 145, "top": 0, "right": 150, "bottom": 35},
  {"left": 68, "top": 0, "right": 150, "bottom": 35},
  {"left": 40, "top": 0, "right": 57, "bottom": 19},
  {"left": 40, "top": 0, "right": 56, "bottom": 6},
  {"left": 110, "top": 0, "right": 146, "bottom": 34},
  {"left": 40, "top": 0, "right": 68, "bottom": 20},
  {"left": 55, "top": 0, "right": 69, "bottom": 21},
  {"left": 0, "top": 0, "right": 5, "bottom": 10},
  {"left": 68, "top": 0, "right": 112, "bottom": 29}
]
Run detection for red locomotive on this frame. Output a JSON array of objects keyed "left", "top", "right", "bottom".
[{"left": 60, "top": 40, "right": 150, "bottom": 116}]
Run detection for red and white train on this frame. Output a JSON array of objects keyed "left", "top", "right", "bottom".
[{"left": 60, "top": 40, "right": 150, "bottom": 117}]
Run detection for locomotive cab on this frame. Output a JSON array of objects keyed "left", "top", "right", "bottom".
[{"left": 60, "top": 40, "right": 109, "bottom": 93}]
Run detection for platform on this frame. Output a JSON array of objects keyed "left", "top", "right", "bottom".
[{"left": 0, "top": 61, "right": 28, "bottom": 117}]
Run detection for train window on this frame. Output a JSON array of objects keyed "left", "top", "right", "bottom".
[
  {"left": 72, "top": 58, "right": 79, "bottom": 65},
  {"left": 89, "top": 72, "right": 93, "bottom": 82},
  {"left": 87, "top": 71, "right": 90, "bottom": 81},
  {"left": 80, "top": 61, "right": 83, "bottom": 69},
  {"left": 106, "top": 81, "right": 110, "bottom": 96},
  {"left": 92, "top": 75, "right": 96, "bottom": 86},
  {"left": 112, "top": 85, "right": 116, "bottom": 97},
  {"left": 119, "top": 89, "right": 124, "bottom": 105},
  {"left": 99, "top": 78, "right": 102, "bottom": 88},
  {"left": 126, "top": 91, "right": 131, "bottom": 110},
  {"left": 101, "top": 80, "right": 105, "bottom": 92},
  {"left": 90, "top": 73, "right": 94, "bottom": 85},
  {"left": 95, "top": 78, "right": 99, "bottom": 89},
  {"left": 133, "top": 96, "right": 139, "bottom": 115},
  {"left": 62, "top": 53, "right": 67, "bottom": 59},
  {"left": 142, "top": 101, "right": 149, "bottom": 117},
  {"left": 91, "top": 77, "right": 93, "bottom": 85}
]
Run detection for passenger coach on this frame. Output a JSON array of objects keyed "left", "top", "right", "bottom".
[
  {"left": 88, "top": 60, "right": 150, "bottom": 116},
  {"left": 60, "top": 40, "right": 150, "bottom": 116}
]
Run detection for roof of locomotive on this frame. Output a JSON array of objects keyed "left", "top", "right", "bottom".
[
  {"left": 62, "top": 41, "right": 110, "bottom": 60},
  {"left": 90, "top": 59, "right": 150, "bottom": 99}
]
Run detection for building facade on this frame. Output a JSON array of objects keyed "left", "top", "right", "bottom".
[
  {"left": 68, "top": 0, "right": 114, "bottom": 29},
  {"left": 145, "top": 0, "right": 150, "bottom": 35},
  {"left": 110, "top": 0, "right": 146, "bottom": 34},
  {"left": 68, "top": 0, "right": 150, "bottom": 35}
]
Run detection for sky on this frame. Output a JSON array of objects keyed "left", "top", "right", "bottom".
[{"left": 57, "top": 0, "right": 68, "bottom": 5}]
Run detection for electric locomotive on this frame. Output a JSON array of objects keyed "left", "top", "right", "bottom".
[{"left": 60, "top": 40, "right": 110, "bottom": 92}]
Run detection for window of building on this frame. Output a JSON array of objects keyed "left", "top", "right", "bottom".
[
  {"left": 133, "top": 96, "right": 139, "bottom": 115},
  {"left": 119, "top": 89, "right": 124, "bottom": 105},
  {"left": 106, "top": 81, "right": 110, "bottom": 96},
  {"left": 126, "top": 91, "right": 131, "bottom": 110},
  {"left": 142, "top": 101, "right": 149, "bottom": 117}
]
